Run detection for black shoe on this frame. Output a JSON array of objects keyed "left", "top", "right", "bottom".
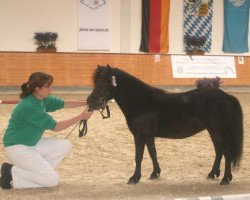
[{"left": 0, "top": 162, "right": 13, "bottom": 189}]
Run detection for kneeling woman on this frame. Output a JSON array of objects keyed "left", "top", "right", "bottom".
[{"left": 0, "top": 72, "right": 93, "bottom": 189}]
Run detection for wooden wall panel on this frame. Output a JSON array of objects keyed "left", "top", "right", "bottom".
[{"left": 0, "top": 52, "right": 250, "bottom": 86}]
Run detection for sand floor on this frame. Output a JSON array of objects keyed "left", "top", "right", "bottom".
[{"left": 0, "top": 92, "right": 250, "bottom": 200}]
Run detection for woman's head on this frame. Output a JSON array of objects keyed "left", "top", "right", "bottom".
[{"left": 20, "top": 72, "right": 53, "bottom": 99}]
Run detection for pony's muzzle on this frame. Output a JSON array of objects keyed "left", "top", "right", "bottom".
[{"left": 87, "top": 95, "right": 106, "bottom": 111}]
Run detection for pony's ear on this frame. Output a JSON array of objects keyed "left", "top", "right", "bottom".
[
  {"left": 97, "top": 65, "right": 100, "bottom": 68},
  {"left": 107, "top": 64, "right": 111, "bottom": 69}
]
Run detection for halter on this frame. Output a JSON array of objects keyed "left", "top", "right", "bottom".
[
  {"left": 65, "top": 105, "right": 110, "bottom": 139},
  {"left": 65, "top": 68, "right": 115, "bottom": 139}
]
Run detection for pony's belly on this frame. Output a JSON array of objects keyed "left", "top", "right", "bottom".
[{"left": 156, "top": 121, "right": 205, "bottom": 139}]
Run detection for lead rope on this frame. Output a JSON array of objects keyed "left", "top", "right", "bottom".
[{"left": 65, "top": 105, "right": 110, "bottom": 139}]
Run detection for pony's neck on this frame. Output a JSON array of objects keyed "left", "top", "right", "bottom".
[{"left": 112, "top": 69, "right": 149, "bottom": 115}]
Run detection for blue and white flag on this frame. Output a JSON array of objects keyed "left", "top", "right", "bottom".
[
  {"left": 78, "top": 0, "right": 110, "bottom": 50},
  {"left": 223, "top": 0, "right": 250, "bottom": 53},
  {"left": 183, "top": 0, "right": 213, "bottom": 52}
]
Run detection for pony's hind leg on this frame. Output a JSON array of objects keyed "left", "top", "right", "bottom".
[
  {"left": 208, "top": 130, "right": 233, "bottom": 185},
  {"left": 207, "top": 128, "right": 223, "bottom": 180},
  {"left": 146, "top": 137, "right": 161, "bottom": 179},
  {"left": 220, "top": 152, "right": 232, "bottom": 185},
  {"left": 207, "top": 139, "right": 223, "bottom": 179}
]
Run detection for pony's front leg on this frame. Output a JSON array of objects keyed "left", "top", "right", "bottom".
[
  {"left": 127, "top": 136, "right": 145, "bottom": 185},
  {"left": 146, "top": 137, "right": 161, "bottom": 179}
]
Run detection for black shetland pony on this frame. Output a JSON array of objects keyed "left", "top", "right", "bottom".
[{"left": 87, "top": 65, "right": 244, "bottom": 185}]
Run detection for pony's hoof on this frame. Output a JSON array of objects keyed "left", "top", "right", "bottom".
[
  {"left": 207, "top": 170, "right": 220, "bottom": 179},
  {"left": 207, "top": 173, "right": 216, "bottom": 179},
  {"left": 220, "top": 173, "right": 232, "bottom": 185},
  {"left": 127, "top": 176, "right": 140, "bottom": 185},
  {"left": 220, "top": 179, "right": 230, "bottom": 185},
  {"left": 149, "top": 173, "right": 160, "bottom": 180}
]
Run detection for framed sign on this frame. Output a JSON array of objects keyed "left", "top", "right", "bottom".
[{"left": 171, "top": 55, "right": 237, "bottom": 78}]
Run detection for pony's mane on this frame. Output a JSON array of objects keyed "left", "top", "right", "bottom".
[
  {"left": 114, "top": 68, "right": 165, "bottom": 92},
  {"left": 92, "top": 66, "right": 146, "bottom": 87},
  {"left": 92, "top": 66, "right": 166, "bottom": 98},
  {"left": 113, "top": 68, "right": 145, "bottom": 86}
]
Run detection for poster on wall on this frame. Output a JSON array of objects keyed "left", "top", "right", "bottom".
[
  {"left": 171, "top": 55, "right": 237, "bottom": 78},
  {"left": 78, "top": 0, "right": 110, "bottom": 50}
]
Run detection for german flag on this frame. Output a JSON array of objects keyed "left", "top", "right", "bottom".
[{"left": 140, "top": 0, "right": 170, "bottom": 53}]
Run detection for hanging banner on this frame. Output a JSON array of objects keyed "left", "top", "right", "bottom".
[
  {"left": 171, "top": 55, "right": 237, "bottom": 78},
  {"left": 78, "top": 0, "right": 110, "bottom": 50},
  {"left": 139, "top": 0, "right": 170, "bottom": 53},
  {"left": 183, "top": 0, "right": 213, "bottom": 52},
  {"left": 223, "top": 0, "right": 250, "bottom": 53}
]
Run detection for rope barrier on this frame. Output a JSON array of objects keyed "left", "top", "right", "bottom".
[{"left": 0, "top": 100, "right": 19, "bottom": 104}]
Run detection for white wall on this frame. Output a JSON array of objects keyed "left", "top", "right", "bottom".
[
  {"left": 0, "top": 0, "right": 249, "bottom": 55},
  {"left": 0, "top": 0, "right": 78, "bottom": 52}
]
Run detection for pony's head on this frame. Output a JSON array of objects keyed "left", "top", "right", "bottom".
[{"left": 87, "top": 65, "right": 115, "bottom": 110}]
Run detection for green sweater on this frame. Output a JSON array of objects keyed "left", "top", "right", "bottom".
[{"left": 3, "top": 95, "right": 64, "bottom": 147}]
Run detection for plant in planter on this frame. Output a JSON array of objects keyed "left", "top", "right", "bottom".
[
  {"left": 196, "top": 77, "right": 222, "bottom": 89},
  {"left": 34, "top": 32, "right": 58, "bottom": 52},
  {"left": 184, "top": 35, "right": 206, "bottom": 55}
]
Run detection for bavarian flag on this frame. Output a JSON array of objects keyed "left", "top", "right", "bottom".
[
  {"left": 223, "top": 0, "right": 250, "bottom": 53},
  {"left": 183, "top": 0, "right": 213, "bottom": 53},
  {"left": 139, "top": 0, "right": 170, "bottom": 53}
]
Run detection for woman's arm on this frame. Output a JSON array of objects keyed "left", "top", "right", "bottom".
[
  {"left": 53, "top": 108, "right": 93, "bottom": 132},
  {"left": 63, "top": 100, "right": 87, "bottom": 109}
]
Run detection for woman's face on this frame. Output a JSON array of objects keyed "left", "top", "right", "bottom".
[{"left": 34, "top": 84, "right": 52, "bottom": 99}]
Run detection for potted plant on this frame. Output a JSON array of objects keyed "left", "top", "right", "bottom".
[
  {"left": 184, "top": 35, "right": 206, "bottom": 55},
  {"left": 34, "top": 32, "right": 58, "bottom": 53},
  {"left": 196, "top": 77, "right": 222, "bottom": 89}
]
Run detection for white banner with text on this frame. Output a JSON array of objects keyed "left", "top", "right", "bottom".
[
  {"left": 78, "top": 0, "right": 110, "bottom": 50},
  {"left": 171, "top": 55, "right": 237, "bottom": 78}
]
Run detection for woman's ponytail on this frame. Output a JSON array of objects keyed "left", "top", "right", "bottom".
[{"left": 20, "top": 82, "right": 32, "bottom": 99}]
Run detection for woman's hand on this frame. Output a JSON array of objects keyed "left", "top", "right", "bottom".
[
  {"left": 53, "top": 107, "right": 94, "bottom": 132},
  {"left": 80, "top": 107, "right": 94, "bottom": 120}
]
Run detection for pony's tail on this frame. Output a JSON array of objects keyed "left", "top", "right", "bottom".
[{"left": 229, "top": 98, "right": 244, "bottom": 169}]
